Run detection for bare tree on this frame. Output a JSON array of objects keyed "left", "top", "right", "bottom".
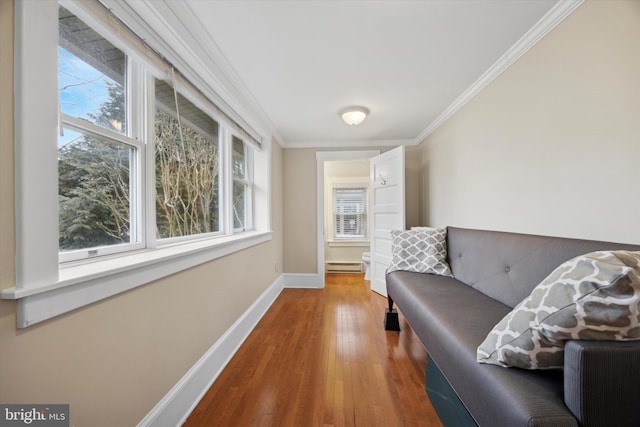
[
  {"left": 59, "top": 85, "right": 221, "bottom": 250},
  {"left": 155, "top": 109, "right": 219, "bottom": 238}
]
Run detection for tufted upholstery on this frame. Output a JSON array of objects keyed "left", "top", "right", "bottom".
[
  {"left": 387, "top": 227, "right": 640, "bottom": 427},
  {"left": 446, "top": 227, "right": 640, "bottom": 308}
]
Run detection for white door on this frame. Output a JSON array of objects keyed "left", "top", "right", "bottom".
[{"left": 369, "top": 146, "right": 405, "bottom": 296}]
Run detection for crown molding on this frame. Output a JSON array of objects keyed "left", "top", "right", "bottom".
[
  {"left": 162, "top": 0, "right": 285, "bottom": 143},
  {"left": 100, "top": 0, "right": 281, "bottom": 143},
  {"left": 414, "top": 0, "right": 585, "bottom": 145},
  {"left": 103, "top": 0, "right": 584, "bottom": 150},
  {"left": 282, "top": 138, "right": 417, "bottom": 149}
]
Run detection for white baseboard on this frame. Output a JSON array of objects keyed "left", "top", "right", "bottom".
[
  {"left": 137, "top": 275, "right": 285, "bottom": 427},
  {"left": 282, "top": 273, "right": 322, "bottom": 289}
]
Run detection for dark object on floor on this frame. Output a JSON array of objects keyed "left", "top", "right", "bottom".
[{"left": 384, "top": 308, "right": 400, "bottom": 331}]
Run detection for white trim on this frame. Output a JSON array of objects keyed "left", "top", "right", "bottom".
[
  {"left": 61, "top": 115, "right": 145, "bottom": 150},
  {"left": 316, "top": 151, "right": 380, "bottom": 285},
  {"left": 137, "top": 274, "right": 284, "bottom": 427},
  {"left": 8, "top": 1, "right": 274, "bottom": 328},
  {"left": 327, "top": 177, "right": 370, "bottom": 186},
  {"left": 415, "top": 0, "right": 585, "bottom": 144},
  {"left": 101, "top": 0, "right": 274, "bottom": 145},
  {"left": 58, "top": 113, "right": 147, "bottom": 263},
  {"left": 329, "top": 184, "right": 369, "bottom": 241},
  {"left": 316, "top": 150, "right": 381, "bottom": 162},
  {"left": 162, "top": 0, "right": 276, "bottom": 144},
  {"left": 249, "top": 0, "right": 583, "bottom": 150},
  {"left": 282, "top": 273, "right": 322, "bottom": 289},
  {"left": 14, "top": 0, "right": 60, "bottom": 290},
  {"left": 327, "top": 240, "right": 369, "bottom": 247},
  {"left": 106, "top": 0, "right": 581, "bottom": 150},
  {"left": 283, "top": 139, "right": 416, "bottom": 149},
  {"left": 2, "top": 232, "right": 272, "bottom": 327},
  {"left": 221, "top": 127, "right": 233, "bottom": 235}
]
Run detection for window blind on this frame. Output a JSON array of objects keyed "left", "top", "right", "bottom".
[{"left": 334, "top": 188, "right": 367, "bottom": 238}]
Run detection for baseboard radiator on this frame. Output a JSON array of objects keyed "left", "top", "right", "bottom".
[{"left": 325, "top": 261, "right": 364, "bottom": 273}]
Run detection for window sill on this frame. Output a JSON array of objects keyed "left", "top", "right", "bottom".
[
  {"left": 1, "top": 230, "right": 272, "bottom": 327},
  {"left": 327, "top": 240, "right": 370, "bottom": 247}
]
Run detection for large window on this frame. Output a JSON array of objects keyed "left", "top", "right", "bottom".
[
  {"left": 6, "top": 0, "right": 271, "bottom": 327},
  {"left": 154, "top": 79, "right": 221, "bottom": 240},
  {"left": 56, "top": 5, "right": 252, "bottom": 260},
  {"left": 58, "top": 5, "right": 143, "bottom": 260}
]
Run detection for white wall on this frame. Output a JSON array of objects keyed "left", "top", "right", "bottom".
[{"left": 419, "top": 0, "right": 640, "bottom": 244}]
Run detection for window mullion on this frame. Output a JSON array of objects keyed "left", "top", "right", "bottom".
[
  {"left": 245, "top": 146, "right": 254, "bottom": 231},
  {"left": 221, "top": 127, "right": 233, "bottom": 235},
  {"left": 144, "top": 73, "right": 157, "bottom": 249},
  {"left": 128, "top": 59, "right": 146, "bottom": 248}
]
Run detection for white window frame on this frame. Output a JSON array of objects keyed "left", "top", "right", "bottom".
[
  {"left": 231, "top": 136, "right": 254, "bottom": 233},
  {"left": 57, "top": 116, "right": 147, "bottom": 262},
  {"left": 333, "top": 187, "right": 368, "bottom": 240},
  {"left": 152, "top": 81, "right": 226, "bottom": 245},
  {"left": 57, "top": 43, "right": 148, "bottom": 261},
  {"left": 59, "top": 6, "right": 238, "bottom": 256},
  {"left": 326, "top": 178, "right": 370, "bottom": 245},
  {"left": 2, "top": 0, "right": 272, "bottom": 328}
]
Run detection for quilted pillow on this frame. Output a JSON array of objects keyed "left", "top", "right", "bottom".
[
  {"left": 477, "top": 251, "right": 640, "bottom": 369},
  {"left": 387, "top": 228, "right": 453, "bottom": 277}
]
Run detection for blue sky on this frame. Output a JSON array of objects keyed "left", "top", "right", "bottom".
[{"left": 58, "top": 47, "right": 122, "bottom": 147}]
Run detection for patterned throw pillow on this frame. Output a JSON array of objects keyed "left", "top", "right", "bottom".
[
  {"left": 477, "top": 251, "right": 640, "bottom": 369},
  {"left": 387, "top": 228, "right": 453, "bottom": 277}
]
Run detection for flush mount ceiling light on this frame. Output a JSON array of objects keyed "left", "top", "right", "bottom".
[{"left": 340, "top": 106, "right": 369, "bottom": 126}]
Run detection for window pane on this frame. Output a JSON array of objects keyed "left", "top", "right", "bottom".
[
  {"left": 58, "top": 128, "right": 132, "bottom": 251},
  {"left": 336, "top": 214, "right": 365, "bottom": 236},
  {"left": 232, "top": 137, "right": 249, "bottom": 230},
  {"left": 334, "top": 188, "right": 367, "bottom": 238},
  {"left": 232, "top": 136, "right": 246, "bottom": 179},
  {"left": 334, "top": 188, "right": 366, "bottom": 214},
  {"left": 233, "top": 181, "right": 247, "bottom": 230},
  {"left": 58, "top": 6, "right": 127, "bottom": 134},
  {"left": 155, "top": 79, "right": 220, "bottom": 239}
]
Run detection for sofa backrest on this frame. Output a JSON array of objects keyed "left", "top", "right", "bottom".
[{"left": 446, "top": 227, "right": 640, "bottom": 308}]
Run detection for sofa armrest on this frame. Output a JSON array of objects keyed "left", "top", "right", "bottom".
[{"left": 564, "top": 340, "right": 640, "bottom": 427}]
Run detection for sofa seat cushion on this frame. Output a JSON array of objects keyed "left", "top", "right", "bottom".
[{"left": 387, "top": 271, "right": 578, "bottom": 427}]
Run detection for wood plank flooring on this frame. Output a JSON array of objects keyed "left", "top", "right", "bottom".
[{"left": 184, "top": 273, "right": 443, "bottom": 427}]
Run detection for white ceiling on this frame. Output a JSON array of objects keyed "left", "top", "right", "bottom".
[{"left": 179, "top": 0, "right": 561, "bottom": 147}]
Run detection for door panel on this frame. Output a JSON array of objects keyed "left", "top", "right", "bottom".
[
  {"left": 369, "top": 146, "right": 405, "bottom": 296},
  {"left": 373, "top": 186, "right": 398, "bottom": 204}
]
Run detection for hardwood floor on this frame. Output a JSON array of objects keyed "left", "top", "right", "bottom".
[{"left": 184, "top": 273, "right": 444, "bottom": 427}]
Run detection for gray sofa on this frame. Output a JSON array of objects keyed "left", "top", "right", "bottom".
[{"left": 386, "top": 227, "right": 640, "bottom": 427}]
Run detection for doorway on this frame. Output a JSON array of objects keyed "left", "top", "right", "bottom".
[
  {"left": 323, "top": 159, "right": 371, "bottom": 277},
  {"left": 316, "top": 151, "right": 379, "bottom": 289}
]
